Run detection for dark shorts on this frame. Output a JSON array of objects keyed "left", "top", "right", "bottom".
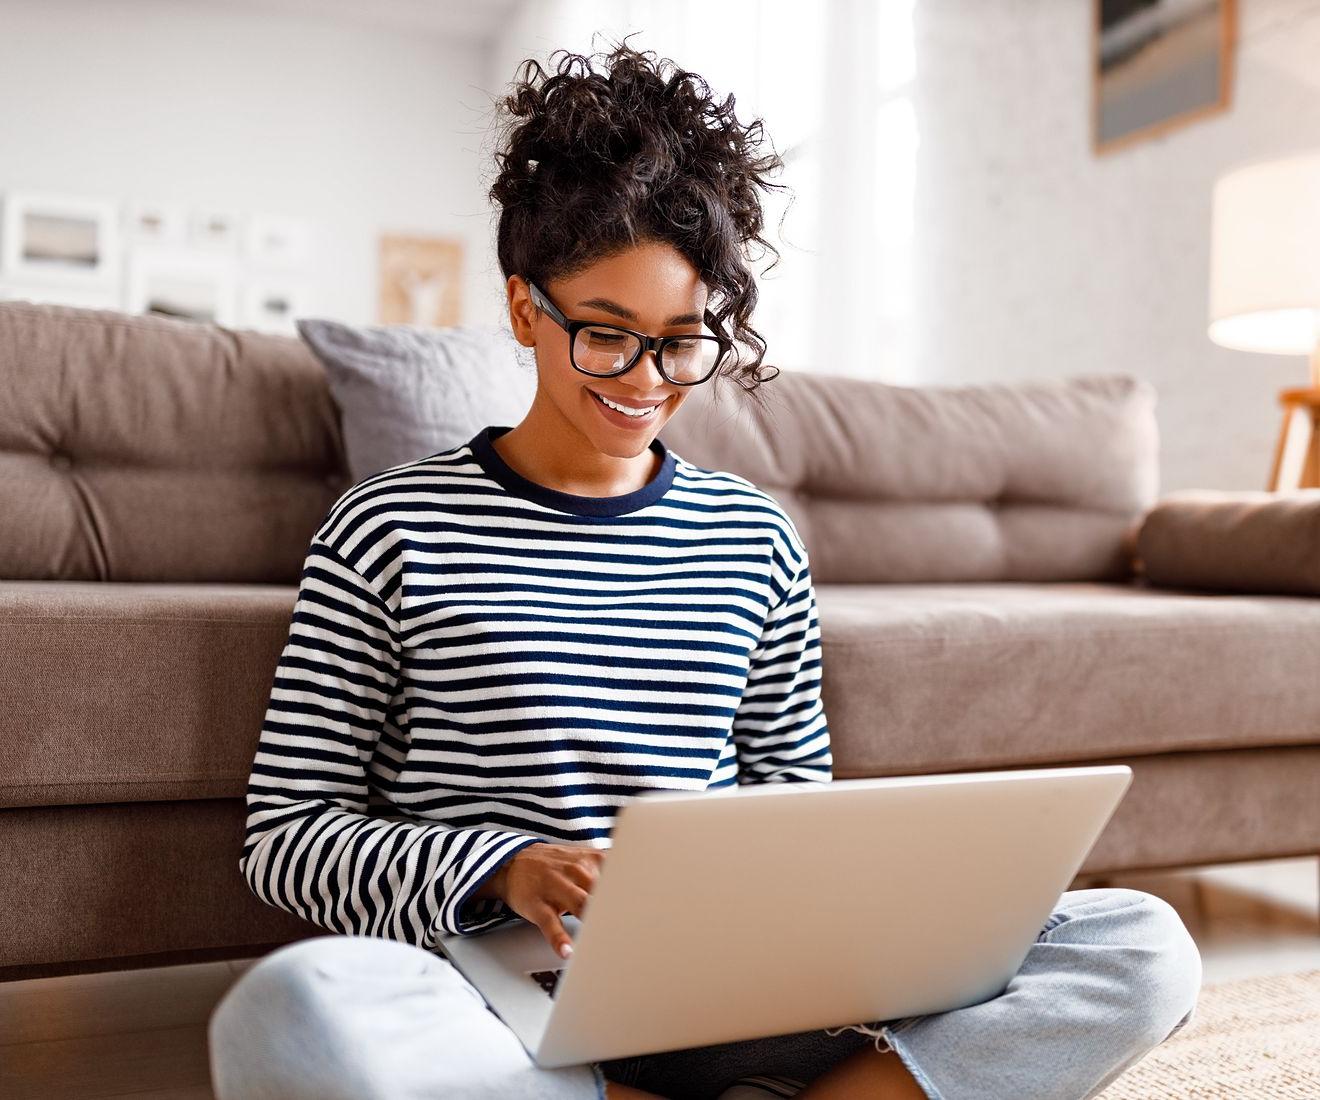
[{"left": 594, "top": 1020, "right": 893, "bottom": 1099}]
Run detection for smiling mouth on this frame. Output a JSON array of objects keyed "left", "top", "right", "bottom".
[{"left": 588, "top": 389, "right": 667, "bottom": 419}]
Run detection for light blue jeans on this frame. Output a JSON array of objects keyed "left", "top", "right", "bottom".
[{"left": 209, "top": 887, "right": 1202, "bottom": 1100}]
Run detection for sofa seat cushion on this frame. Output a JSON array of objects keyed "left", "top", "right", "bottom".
[
  {"left": 0, "top": 579, "right": 295, "bottom": 809},
  {"left": 819, "top": 580, "right": 1320, "bottom": 776},
  {"left": 6, "top": 577, "right": 1318, "bottom": 810}
]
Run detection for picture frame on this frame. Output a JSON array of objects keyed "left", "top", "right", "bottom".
[
  {"left": 0, "top": 192, "right": 120, "bottom": 285},
  {"left": 188, "top": 207, "right": 243, "bottom": 253},
  {"left": 1093, "top": 0, "right": 1238, "bottom": 156},
  {"left": 378, "top": 233, "right": 464, "bottom": 326},
  {"left": 125, "top": 247, "right": 238, "bottom": 326},
  {"left": 123, "top": 200, "right": 188, "bottom": 248},
  {"left": 241, "top": 279, "right": 311, "bottom": 335},
  {"left": 243, "top": 213, "right": 312, "bottom": 269}
]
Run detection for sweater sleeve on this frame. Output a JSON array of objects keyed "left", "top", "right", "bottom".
[
  {"left": 732, "top": 545, "right": 834, "bottom": 784},
  {"left": 239, "top": 535, "right": 547, "bottom": 946}
]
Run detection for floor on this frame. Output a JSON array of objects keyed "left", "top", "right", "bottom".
[{"left": 2, "top": 857, "right": 1317, "bottom": 1100}]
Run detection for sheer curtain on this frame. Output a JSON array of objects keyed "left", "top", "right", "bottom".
[{"left": 484, "top": 0, "right": 918, "bottom": 381}]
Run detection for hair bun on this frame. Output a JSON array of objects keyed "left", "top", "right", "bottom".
[{"left": 488, "top": 38, "right": 787, "bottom": 403}]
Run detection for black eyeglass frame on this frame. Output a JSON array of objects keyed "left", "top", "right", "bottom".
[{"left": 525, "top": 277, "right": 733, "bottom": 386}]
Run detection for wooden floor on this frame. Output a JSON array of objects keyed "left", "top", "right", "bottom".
[{"left": 2, "top": 857, "right": 1317, "bottom": 1099}]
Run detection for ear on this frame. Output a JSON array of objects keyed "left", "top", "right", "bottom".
[{"left": 507, "top": 274, "right": 538, "bottom": 348}]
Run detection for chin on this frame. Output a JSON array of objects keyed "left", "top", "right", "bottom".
[{"left": 590, "top": 428, "right": 658, "bottom": 459}]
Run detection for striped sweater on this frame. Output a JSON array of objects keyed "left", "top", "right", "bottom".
[{"left": 239, "top": 423, "right": 833, "bottom": 950}]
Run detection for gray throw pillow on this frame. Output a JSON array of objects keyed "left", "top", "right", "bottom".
[{"left": 296, "top": 317, "right": 537, "bottom": 483}]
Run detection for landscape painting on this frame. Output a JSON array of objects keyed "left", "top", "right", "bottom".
[{"left": 1094, "top": 0, "right": 1237, "bottom": 154}]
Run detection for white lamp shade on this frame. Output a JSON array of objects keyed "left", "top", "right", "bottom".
[{"left": 1209, "top": 151, "right": 1320, "bottom": 355}]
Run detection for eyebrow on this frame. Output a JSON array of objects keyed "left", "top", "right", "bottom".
[{"left": 575, "top": 297, "right": 703, "bottom": 326}]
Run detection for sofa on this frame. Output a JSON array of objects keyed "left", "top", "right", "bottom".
[{"left": 2, "top": 299, "right": 1317, "bottom": 982}]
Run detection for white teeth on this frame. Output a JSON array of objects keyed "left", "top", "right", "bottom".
[{"left": 595, "top": 392, "right": 658, "bottom": 417}]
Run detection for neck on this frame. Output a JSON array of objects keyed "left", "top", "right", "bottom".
[{"left": 493, "top": 393, "right": 661, "bottom": 497}]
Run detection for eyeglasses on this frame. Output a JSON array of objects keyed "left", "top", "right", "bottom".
[{"left": 525, "top": 278, "right": 732, "bottom": 386}]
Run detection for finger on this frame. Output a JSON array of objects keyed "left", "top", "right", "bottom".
[
  {"left": 557, "top": 883, "right": 591, "bottom": 917},
  {"left": 535, "top": 905, "right": 574, "bottom": 960},
  {"left": 565, "top": 861, "right": 600, "bottom": 888}
]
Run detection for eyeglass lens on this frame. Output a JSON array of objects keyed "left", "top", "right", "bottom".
[{"left": 572, "top": 326, "right": 724, "bottom": 383}]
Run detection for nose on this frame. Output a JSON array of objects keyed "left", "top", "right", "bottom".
[{"left": 625, "top": 347, "right": 668, "bottom": 390}]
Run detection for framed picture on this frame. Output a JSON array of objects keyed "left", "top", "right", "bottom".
[
  {"left": 123, "top": 200, "right": 188, "bottom": 247},
  {"left": 378, "top": 233, "right": 463, "bottom": 326},
  {"left": 0, "top": 192, "right": 120, "bottom": 284},
  {"left": 242, "top": 280, "right": 310, "bottom": 335},
  {"left": 1093, "top": 0, "right": 1237, "bottom": 155},
  {"left": 188, "top": 207, "right": 242, "bottom": 253},
  {"left": 125, "top": 247, "right": 238, "bottom": 325},
  {"left": 244, "top": 213, "right": 312, "bottom": 269}
]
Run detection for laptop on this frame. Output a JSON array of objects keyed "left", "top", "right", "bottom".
[{"left": 433, "top": 763, "right": 1132, "bottom": 1069}]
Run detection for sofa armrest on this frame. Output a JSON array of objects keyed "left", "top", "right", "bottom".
[{"left": 1134, "top": 489, "right": 1320, "bottom": 595}]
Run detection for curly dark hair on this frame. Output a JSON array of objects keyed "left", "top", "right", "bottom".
[{"left": 486, "top": 36, "right": 790, "bottom": 408}]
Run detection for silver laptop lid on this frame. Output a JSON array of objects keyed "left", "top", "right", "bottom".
[{"left": 450, "top": 764, "right": 1132, "bottom": 1068}]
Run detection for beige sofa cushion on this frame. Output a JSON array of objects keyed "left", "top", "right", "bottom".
[
  {"left": 661, "top": 369, "right": 1158, "bottom": 583},
  {"left": 0, "top": 579, "right": 292, "bottom": 809},
  {"left": 0, "top": 302, "right": 348, "bottom": 584},
  {"left": 6, "top": 576, "right": 1318, "bottom": 810},
  {"left": 819, "top": 581, "right": 1320, "bottom": 777},
  {"left": 1136, "top": 489, "right": 1320, "bottom": 595}
]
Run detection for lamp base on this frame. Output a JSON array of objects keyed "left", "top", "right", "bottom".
[{"left": 1269, "top": 387, "right": 1320, "bottom": 490}]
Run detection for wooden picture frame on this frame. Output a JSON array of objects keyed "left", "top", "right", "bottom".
[
  {"left": 378, "top": 234, "right": 463, "bottom": 326},
  {"left": 1093, "top": 0, "right": 1238, "bottom": 156}
]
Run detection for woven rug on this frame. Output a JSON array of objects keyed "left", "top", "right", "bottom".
[{"left": 1095, "top": 967, "right": 1320, "bottom": 1098}]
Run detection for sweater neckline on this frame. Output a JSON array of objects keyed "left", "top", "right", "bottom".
[{"left": 467, "top": 425, "right": 676, "bottom": 517}]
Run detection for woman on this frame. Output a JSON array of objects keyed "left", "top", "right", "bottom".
[{"left": 209, "top": 41, "right": 1201, "bottom": 1100}]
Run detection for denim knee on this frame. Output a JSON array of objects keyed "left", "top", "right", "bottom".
[
  {"left": 209, "top": 936, "right": 416, "bottom": 1100},
  {"left": 1112, "top": 889, "right": 1203, "bottom": 1044},
  {"left": 210, "top": 935, "right": 604, "bottom": 1100}
]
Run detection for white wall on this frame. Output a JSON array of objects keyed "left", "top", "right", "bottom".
[
  {"left": 0, "top": 0, "right": 497, "bottom": 327},
  {"left": 908, "top": 0, "right": 1320, "bottom": 492}
]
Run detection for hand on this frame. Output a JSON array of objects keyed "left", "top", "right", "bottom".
[{"left": 477, "top": 842, "right": 606, "bottom": 960}]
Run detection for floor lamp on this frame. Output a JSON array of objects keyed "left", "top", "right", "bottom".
[{"left": 1208, "top": 150, "right": 1320, "bottom": 491}]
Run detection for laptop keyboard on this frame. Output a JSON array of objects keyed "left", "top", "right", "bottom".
[{"left": 529, "top": 968, "right": 565, "bottom": 997}]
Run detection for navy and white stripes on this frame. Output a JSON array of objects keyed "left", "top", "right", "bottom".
[{"left": 239, "top": 424, "right": 832, "bottom": 949}]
